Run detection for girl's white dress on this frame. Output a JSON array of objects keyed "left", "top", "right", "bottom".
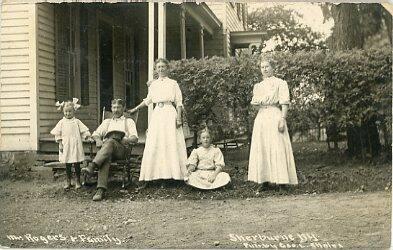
[
  {"left": 139, "top": 77, "right": 188, "bottom": 181},
  {"left": 50, "top": 117, "right": 90, "bottom": 163},
  {"left": 248, "top": 76, "right": 298, "bottom": 184},
  {"left": 185, "top": 145, "right": 231, "bottom": 190}
]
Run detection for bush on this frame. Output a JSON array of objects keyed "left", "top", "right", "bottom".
[{"left": 168, "top": 49, "right": 392, "bottom": 149}]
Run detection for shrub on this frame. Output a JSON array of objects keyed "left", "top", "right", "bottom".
[{"left": 168, "top": 48, "right": 392, "bottom": 151}]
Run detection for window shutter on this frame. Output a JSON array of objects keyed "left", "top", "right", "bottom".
[
  {"left": 55, "top": 4, "right": 71, "bottom": 102},
  {"left": 80, "top": 6, "right": 89, "bottom": 105}
]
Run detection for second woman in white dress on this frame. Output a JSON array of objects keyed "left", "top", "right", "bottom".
[
  {"left": 129, "top": 58, "right": 188, "bottom": 183},
  {"left": 248, "top": 56, "right": 298, "bottom": 190}
]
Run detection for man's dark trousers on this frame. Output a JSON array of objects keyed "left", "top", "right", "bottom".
[{"left": 93, "top": 138, "right": 125, "bottom": 190}]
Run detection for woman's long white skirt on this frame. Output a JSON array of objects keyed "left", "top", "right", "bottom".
[
  {"left": 248, "top": 107, "right": 298, "bottom": 184},
  {"left": 139, "top": 105, "right": 188, "bottom": 181}
]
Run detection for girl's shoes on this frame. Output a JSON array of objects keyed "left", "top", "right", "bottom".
[{"left": 64, "top": 181, "right": 82, "bottom": 190}]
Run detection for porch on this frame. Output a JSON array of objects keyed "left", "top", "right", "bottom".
[{"left": 36, "top": 2, "right": 222, "bottom": 155}]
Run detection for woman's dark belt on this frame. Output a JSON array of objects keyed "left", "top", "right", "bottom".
[{"left": 154, "top": 101, "right": 174, "bottom": 108}]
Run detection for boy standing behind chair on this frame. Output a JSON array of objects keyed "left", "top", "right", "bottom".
[{"left": 82, "top": 99, "right": 138, "bottom": 201}]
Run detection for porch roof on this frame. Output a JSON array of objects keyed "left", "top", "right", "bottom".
[
  {"left": 181, "top": 2, "right": 222, "bottom": 35},
  {"left": 230, "top": 31, "right": 268, "bottom": 49}
]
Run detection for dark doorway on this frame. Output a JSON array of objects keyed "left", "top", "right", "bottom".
[{"left": 99, "top": 20, "right": 113, "bottom": 115}]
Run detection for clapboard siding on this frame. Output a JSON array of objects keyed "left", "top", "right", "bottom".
[
  {"left": 1, "top": 56, "right": 29, "bottom": 63},
  {"left": 1, "top": 105, "right": 30, "bottom": 113},
  {"left": 225, "top": 4, "right": 245, "bottom": 56},
  {"left": 1, "top": 76, "right": 30, "bottom": 85},
  {"left": 0, "top": 134, "right": 31, "bottom": 150},
  {"left": 1, "top": 97, "right": 30, "bottom": 107},
  {"left": 36, "top": 3, "right": 59, "bottom": 138},
  {"left": 226, "top": 4, "right": 244, "bottom": 32},
  {"left": 0, "top": 2, "right": 37, "bottom": 151},
  {"left": 1, "top": 26, "right": 29, "bottom": 34},
  {"left": 2, "top": 83, "right": 30, "bottom": 92},
  {"left": 204, "top": 3, "right": 246, "bottom": 57},
  {"left": 1, "top": 127, "right": 30, "bottom": 135},
  {"left": 1, "top": 48, "right": 29, "bottom": 57}
]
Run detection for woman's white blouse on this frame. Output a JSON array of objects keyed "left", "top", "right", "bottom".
[
  {"left": 251, "top": 76, "right": 290, "bottom": 106},
  {"left": 143, "top": 77, "right": 183, "bottom": 107}
]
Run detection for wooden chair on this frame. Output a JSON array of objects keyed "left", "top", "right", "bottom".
[{"left": 83, "top": 108, "right": 141, "bottom": 188}]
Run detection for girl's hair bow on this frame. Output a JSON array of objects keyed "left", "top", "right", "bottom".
[
  {"left": 55, "top": 98, "right": 81, "bottom": 111},
  {"left": 71, "top": 98, "right": 81, "bottom": 110},
  {"left": 55, "top": 101, "right": 65, "bottom": 111}
]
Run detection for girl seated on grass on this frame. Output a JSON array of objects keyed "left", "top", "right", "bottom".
[
  {"left": 50, "top": 98, "right": 91, "bottom": 190},
  {"left": 185, "top": 128, "right": 231, "bottom": 190}
]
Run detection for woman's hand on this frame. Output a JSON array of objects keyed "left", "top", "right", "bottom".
[
  {"left": 278, "top": 118, "right": 286, "bottom": 133},
  {"left": 176, "top": 117, "right": 182, "bottom": 128}
]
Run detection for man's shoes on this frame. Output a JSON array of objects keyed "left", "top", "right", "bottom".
[
  {"left": 93, "top": 188, "right": 105, "bottom": 201},
  {"left": 81, "top": 162, "right": 96, "bottom": 177}
]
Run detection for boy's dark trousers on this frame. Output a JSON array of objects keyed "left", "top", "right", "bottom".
[{"left": 93, "top": 137, "right": 125, "bottom": 190}]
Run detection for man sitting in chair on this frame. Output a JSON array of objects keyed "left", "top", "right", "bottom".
[{"left": 82, "top": 99, "right": 138, "bottom": 201}]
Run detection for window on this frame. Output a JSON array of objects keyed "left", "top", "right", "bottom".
[
  {"left": 79, "top": 6, "right": 89, "bottom": 105},
  {"left": 55, "top": 4, "right": 89, "bottom": 105},
  {"left": 54, "top": 4, "right": 74, "bottom": 102}
]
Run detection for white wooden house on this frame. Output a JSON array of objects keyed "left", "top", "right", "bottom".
[{"left": 0, "top": 1, "right": 253, "bottom": 160}]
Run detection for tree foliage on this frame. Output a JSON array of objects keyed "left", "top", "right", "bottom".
[{"left": 247, "top": 5, "right": 327, "bottom": 52}]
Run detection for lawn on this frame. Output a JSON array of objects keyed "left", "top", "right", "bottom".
[{"left": 23, "top": 141, "right": 391, "bottom": 201}]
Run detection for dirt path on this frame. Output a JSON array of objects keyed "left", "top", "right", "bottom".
[{"left": 0, "top": 180, "right": 390, "bottom": 249}]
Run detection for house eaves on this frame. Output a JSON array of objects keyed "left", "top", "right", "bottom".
[{"left": 183, "top": 2, "right": 222, "bottom": 35}]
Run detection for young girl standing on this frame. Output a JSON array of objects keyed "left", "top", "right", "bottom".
[{"left": 50, "top": 98, "right": 91, "bottom": 190}]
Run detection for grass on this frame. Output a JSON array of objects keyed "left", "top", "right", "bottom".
[{"left": 3, "top": 141, "right": 391, "bottom": 201}]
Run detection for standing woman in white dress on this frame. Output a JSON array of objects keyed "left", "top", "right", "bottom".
[
  {"left": 248, "top": 56, "right": 298, "bottom": 190},
  {"left": 128, "top": 58, "right": 187, "bottom": 185}
]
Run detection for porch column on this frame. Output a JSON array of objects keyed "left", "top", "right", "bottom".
[
  {"left": 158, "top": 2, "right": 166, "bottom": 58},
  {"left": 180, "top": 6, "right": 186, "bottom": 59},
  {"left": 199, "top": 25, "right": 204, "bottom": 58},
  {"left": 147, "top": 2, "right": 155, "bottom": 124}
]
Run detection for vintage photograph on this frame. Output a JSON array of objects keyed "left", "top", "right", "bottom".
[{"left": 0, "top": 0, "right": 392, "bottom": 248}]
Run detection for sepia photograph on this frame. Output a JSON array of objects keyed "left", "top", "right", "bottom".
[{"left": 0, "top": 0, "right": 392, "bottom": 248}]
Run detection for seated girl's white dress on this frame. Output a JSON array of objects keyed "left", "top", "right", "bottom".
[
  {"left": 139, "top": 77, "right": 188, "bottom": 181},
  {"left": 185, "top": 145, "right": 231, "bottom": 190},
  {"left": 50, "top": 117, "right": 90, "bottom": 163},
  {"left": 248, "top": 76, "right": 298, "bottom": 184}
]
